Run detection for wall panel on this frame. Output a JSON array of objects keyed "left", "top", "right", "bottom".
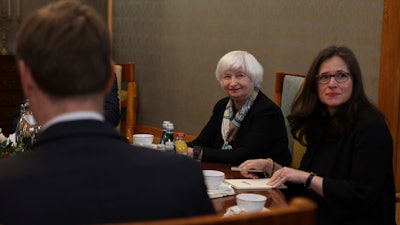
[{"left": 380, "top": 0, "right": 400, "bottom": 193}]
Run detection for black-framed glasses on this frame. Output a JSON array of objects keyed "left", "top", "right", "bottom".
[{"left": 315, "top": 72, "right": 350, "bottom": 84}]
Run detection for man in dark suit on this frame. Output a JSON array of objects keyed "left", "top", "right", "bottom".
[{"left": 0, "top": 0, "right": 215, "bottom": 225}]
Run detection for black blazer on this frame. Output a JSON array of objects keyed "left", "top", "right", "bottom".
[
  {"left": 286, "top": 108, "right": 396, "bottom": 225},
  {"left": 188, "top": 91, "right": 291, "bottom": 166},
  {"left": 0, "top": 120, "right": 215, "bottom": 225}
]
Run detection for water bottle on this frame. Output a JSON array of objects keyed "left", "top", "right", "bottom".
[
  {"left": 159, "top": 121, "right": 170, "bottom": 144},
  {"left": 163, "top": 123, "right": 175, "bottom": 153},
  {"left": 175, "top": 132, "right": 188, "bottom": 155}
]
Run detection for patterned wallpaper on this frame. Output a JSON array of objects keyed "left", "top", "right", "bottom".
[
  {"left": 5, "top": 0, "right": 107, "bottom": 55},
  {"left": 112, "top": 0, "right": 383, "bottom": 135},
  {"left": 8, "top": 1, "right": 383, "bottom": 136}
]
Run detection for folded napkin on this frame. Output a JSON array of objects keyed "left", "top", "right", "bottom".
[
  {"left": 8, "top": 133, "right": 16, "bottom": 145},
  {"left": 0, "top": 133, "right": 16, "bottom": 145},
  {"left": 223, "top": 205, "right": 270, "bottom": 217},
  {"left": 224, "top": 205, "right": 242, "bottom": 217},
  {"left": 207, "top": 183, "right": 235, "bottom": 199}
]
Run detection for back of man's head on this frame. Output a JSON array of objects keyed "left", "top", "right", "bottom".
[{"left": 16, "top": 0, "right": 111, "bottom": 98}]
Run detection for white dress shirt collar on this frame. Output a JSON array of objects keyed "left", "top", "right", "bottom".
[{"left": 41, "top": 111, "right": 104, "bottom": 131}]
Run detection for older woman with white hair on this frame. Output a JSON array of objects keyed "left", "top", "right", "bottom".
[{"left": 187, "top": 50, "right": 291, "bottom": 167}]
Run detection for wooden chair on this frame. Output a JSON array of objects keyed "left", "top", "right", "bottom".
[
  {"left": 274, "top": 72, "right": 306, "bottom": 169},
  {"left": 115, "top": 63, "right": 137, "bottom": 144},
  {"left": 97, "top": 197, "right": 316, "bottom": 225}
]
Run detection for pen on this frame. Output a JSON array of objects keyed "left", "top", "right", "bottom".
[{"left": 231, "top": 166, "right": 264, "bottom": 173}]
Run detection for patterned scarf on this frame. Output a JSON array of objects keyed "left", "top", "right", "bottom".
[{"left": 221, "top": 88, "right": 259, "bottom": 149}]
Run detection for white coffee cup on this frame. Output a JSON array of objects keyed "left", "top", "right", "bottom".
[
  {"left": 202, "top": 170, "right": 225, "bottom": 190},
  {"left": 236, "top": 193, "right": 266, "bottom": 212},
  {"left": 133, "top": 134, "right": 154, "bottom": 146}
]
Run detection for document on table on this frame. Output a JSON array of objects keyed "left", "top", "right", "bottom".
[{"left": 223, "top": 178, "right": 287, "bottom": 190}]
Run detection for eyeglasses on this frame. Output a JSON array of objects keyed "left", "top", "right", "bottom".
[{"left": 315, "top": 72, "right": 350, "bottom": 84}]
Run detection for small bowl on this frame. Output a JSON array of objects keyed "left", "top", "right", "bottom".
[
  {"left": 133, "top": 134, "right": 154, "bottom": 146},
  {"left": 236, "top": 193, "right": 266, "bottom": 212},
  {"left": 202, "top": 170, "right": 225, "bottom": 190}
]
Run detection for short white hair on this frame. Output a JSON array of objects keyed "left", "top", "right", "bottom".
[{"left": 215, "top": 50, "right": 263, "bottom": 87}]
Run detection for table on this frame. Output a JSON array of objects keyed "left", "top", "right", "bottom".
[{"left": 201, "top": 162, "right": 288, "bottom": 215}]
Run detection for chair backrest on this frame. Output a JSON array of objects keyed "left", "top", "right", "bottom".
[
  {"left": 96, "top": 197, "right": 316, "bottom": 225},
  {"left": 274, "top": 72, "right": 306, "bottom": 168},
  {"left": 115, "top": 63, "right": 137, "bottom": 143}
]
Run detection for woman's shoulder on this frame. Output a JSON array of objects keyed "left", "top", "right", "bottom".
[
  {"left": 214, "top": 96, "right": 230, "bottom": 108},
  {"left": 212, "top": 91, "right": 280, "bottom": 112},
  {"left": 356, "top": 106, "right": 389, "bottom": 130},
  {"left": 255, "top": 90, "right": 281, "bottom": 110},
  {"left": 358, "top": 105, "right": 385, "bottom": 120}
]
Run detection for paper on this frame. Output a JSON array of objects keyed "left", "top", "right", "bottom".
[{"left": 223, "top": 178, "right": 287, "bottom": 190}]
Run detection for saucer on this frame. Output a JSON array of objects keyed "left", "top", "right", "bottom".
[
  {"left": 207, "top": 183, "right": 235, "bottom": 199},
  {"left": 132, "top": 143, "right": 158, "bottom": 149},
  {"left": 208, "top": 183, "right": 231, "bottom": 191},
  {"left": 223, "top": 205, "right": 269, "bottom": 217}
]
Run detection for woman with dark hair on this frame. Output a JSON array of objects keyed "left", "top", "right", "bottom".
[{"left": 238, "top": 46, "right": 395, "bottom": 225}]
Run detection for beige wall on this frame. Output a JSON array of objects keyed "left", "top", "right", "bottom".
[{"left": 111, "top": 0, "right": 384, "bottom": 136}]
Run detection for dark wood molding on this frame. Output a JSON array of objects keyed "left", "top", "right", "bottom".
[{"left": 380, "top": 0, "right": 400, "bottom": 193}]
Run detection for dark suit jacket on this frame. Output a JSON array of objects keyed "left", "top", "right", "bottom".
[
  {"left": 103, "top": 74, "right": 121, "bottom": 126},
  {"left": 0, "top": 120, "right": 215, "bottom": 225}
]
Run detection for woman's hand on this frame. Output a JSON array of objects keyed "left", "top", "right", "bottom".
[
  {"left": 267, "top": 167, "right": 309, "bottom": 188},
  {"left": 187, "top": 147, "right": 194, "bottom": 158},
  {"left": 238, "top": 159, "right": 269, "bottom": 179}
]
